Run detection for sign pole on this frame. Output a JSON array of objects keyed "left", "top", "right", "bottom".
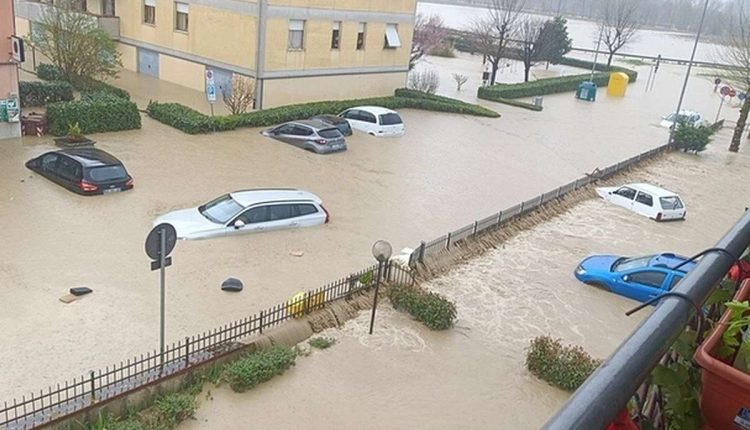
[
  {"left": 715, "top": 96, "right": 725, "bottom": 123},
  {"left": 159, "top": 227, "right": 166, "bottom": 369}
]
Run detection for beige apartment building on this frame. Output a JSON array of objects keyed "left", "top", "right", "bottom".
[
  {"left": 14, "top": 0, "right": 417, "bottom": 108},
  {"left": 2, "top": 0, "right": 21, "bottom": 139}
]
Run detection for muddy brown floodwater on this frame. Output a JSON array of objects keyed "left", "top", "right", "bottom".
[
  {"left": 180, "top": 137, "right": 750, "bottom": 430},
  {"left": 0, "top": 60, "right": 740, "bottom": 402}
]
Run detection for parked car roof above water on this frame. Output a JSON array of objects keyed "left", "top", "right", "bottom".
[
  {"left": 347, "top": 106, "right": 398, "bottom": 115},
  {"left": 59, "top": 148, "right": 123, "bottom": 167},
  {"left": 624, "top": 183, "right": 679, "bottom": 198},
  {"left": 310, "top": 115, "right": 349, "bottom": 125},
  {"left": 229, "top": 188, "right": 322, "bottom": 207}
]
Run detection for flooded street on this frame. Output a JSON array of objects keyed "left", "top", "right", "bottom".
[
  {"left": 0, "top": 57, "right": 744, "bottom": 401},
  {"left": 180, "top": 140, "right": 750, "bottom": 430}
]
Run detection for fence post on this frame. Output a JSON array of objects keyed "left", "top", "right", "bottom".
[
  {"left": 574, "top": 178, "right": 579, "bottom": 190},
  {"left": 472, "top": 221, "right": 478, "bottom": 236},
  {"left": 556, "top": 186, "right": 562, "bottom": 198},
  {"left": 259, "top": 310, "right": 264, "bottom": 334},
  {"left": 497, "top": 210, "right": 503, "bottom": 225},
  {"left": 538, "top": 194, "right": 544, "bottom": 205},
  {"left": 446, "top": 232, "right": 452, "bottom": 249},
  {"left": 305, "top": 291, "right": 311, "bottom": 315},
  {"left": 418, "top": 241, "right": 426, "bottom": 264},
  {"left": 89, "top": 371, "right": 95, "bottom": 402},
  {"left": 520, "top": 201, "right": 525, "bottom": 214},
  {"left": 184, "top": 337, "right": 190, "bottom": 367}
]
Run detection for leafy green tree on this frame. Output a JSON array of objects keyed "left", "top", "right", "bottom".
[
  {"left": 30, "top": 0, "right": 121, "bottom": 87},
  {"left": 538, "top": 16, "right": 572, "bottom": 65}
]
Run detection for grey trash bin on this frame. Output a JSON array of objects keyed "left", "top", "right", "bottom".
[{"left": 532, "top": 96, "right": 543, "bottom": 107}]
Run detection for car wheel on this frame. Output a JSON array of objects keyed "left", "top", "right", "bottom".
[{"left": 368, "top": 132, "right": 376, "bottom": 136}]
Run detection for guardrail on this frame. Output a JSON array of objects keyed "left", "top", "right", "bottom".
[
  {"left": 0, "top": 264, "right": 414, "bottom": 429},
  {"left": 408, "top": 143, "right": 671, "bottom": 267}
]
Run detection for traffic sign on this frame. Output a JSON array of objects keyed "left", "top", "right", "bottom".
[
  {"left": 740, "top": 93, "right": 748, "bottom": 101},
  {"left": 206, "top": 84, "right": 217, "bottom": 102},
  {"left": 145, "top": 223, "right": 177, "bottom": 261},
  {"left": 720, "top": 86, "right": 731, "bottom": 97},
  {"left": 729, "top": 89, "right": 737, "bottom": 98},
  {"left": 715, "top": 78, "right": 722, "bottom": 85}
]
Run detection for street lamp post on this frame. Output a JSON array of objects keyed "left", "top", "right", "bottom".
[
  {"left": 369, "top": 240, "right": 392, "bottom": 335},
  {"left": 670, "top": 0, "right": 710, "bottom": 143}
]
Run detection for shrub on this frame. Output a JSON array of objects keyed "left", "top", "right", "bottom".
[
  {"left": 428, "top": 43, "right": 456, "bottom": 58},
  {"left": 19, "top": 81, "right": 74, "bottom": 107},
  {"left": 309, "top": 337, "right": 336, "bottom": 349},
  {"left": 152, "top": 392, "right": 197, "bottom": 427},
  {"left": 47, "top": 96, "right": 141, "bottom": 136},
  {"left": 223, "top": 345, "right": 297, "bottom": 393},
  {"left": 525, "top": 336, "right": 601, "bottom": 391},
  {"left": 672, "top": 122, "right": 714, "bottom": 153},
  {"left": 37, "top": 63, "right": 65, "bottom": 81},
  {"left": 388, "top": 284, "right": 457, "bottom": 330},
  {"left": 147, "top": 90, "right": 499, "bottom": 134},
  {"left": 408, "top": 69, "right": 440, "bottom": 94}
]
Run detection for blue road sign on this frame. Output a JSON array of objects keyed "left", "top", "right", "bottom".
[
  {"left": 207, "top": 83, "right": 217, "bottom": 103},
  {"left": 739, "top": 92, "right": 748, "bottom": 101}
]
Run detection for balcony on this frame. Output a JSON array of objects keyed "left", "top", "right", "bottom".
[{"left": 13, "top": 0, "right": 120, "bottom": 40}]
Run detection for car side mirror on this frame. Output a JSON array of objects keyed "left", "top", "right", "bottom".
[{"left": 234, "top": 220, "right": 245, "bottom": 229}]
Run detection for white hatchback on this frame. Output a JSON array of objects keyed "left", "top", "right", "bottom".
[
  {"left": 153, "top": 188, "right": 329, "bottom": 240},
  {"left": 596, "top": 183, "right": 686, "bottom": 221},
  {"left": 338, "top": 106, "right": 405, "bottom": 137}
]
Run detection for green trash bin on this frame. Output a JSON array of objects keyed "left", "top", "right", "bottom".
[
  {"left": 0, "top": 100, "right": 8, "bottom": 122},
  {"left": 576, "top": 81, "right": 597, "bottom": 102}
]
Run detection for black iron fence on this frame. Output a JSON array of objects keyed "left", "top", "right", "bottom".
[
  {"left": 0, "top": 264, "right": 414, "bottom": 430},
  {"left": 408, "top": 143, "right": 672, "bottom": 267}
]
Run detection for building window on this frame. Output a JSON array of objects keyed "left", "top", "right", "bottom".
[
  {"left": 175, "top": 2, "right": 189, "bottom": 32},
  {"left": 331, "top": 21, "right": 341, "bottom": 50},
  {"left": 144, "top": 0, "right": 156, "bottom": 24},
  {"left": 288, "top": 19, "right": 305, "bottom": 50},
  {"left": 384, "top": 23, "right": 401, "bottom": 49},
  {"left": 356, "top": 22, "right": 366, "bottom": 50}
]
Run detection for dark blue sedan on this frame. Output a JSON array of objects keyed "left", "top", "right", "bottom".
[{"left": 574, "top": 253, "right": 697, "bottom": 303}]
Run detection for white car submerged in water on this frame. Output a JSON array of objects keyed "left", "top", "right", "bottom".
[
  {"left": 154, "top": 188, "right": 329, "bottom": 240},
  {"left": 596, "top": 183, "right": 686, "bottom": 221}
]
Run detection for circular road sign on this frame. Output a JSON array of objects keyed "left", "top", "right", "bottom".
[
  {"left": 729, "top": 89, "right": 737, "bottom": 98},
  {"left": 720, "top": 86, "right": 731, "bottom": 97},
  {"left": 715, "top": 78, "right": 722, "bottom": 85},
  {"left": 145, "top": 223, "right": 177, "bottom": 260},
  {"left": 740, "top": 92, "right": 748, "bottom": 101}
]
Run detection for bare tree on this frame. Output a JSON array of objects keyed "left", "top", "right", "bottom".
[
  {"left": 724, "top": 6, "right": 750, "bottom": 152},
  {"left": 410, "top": 14, "right": 448, "bottom": 70},
  {"left": 453, "top": 73, "right": 469, "bottom": 91},
  {"left": 222, "top": 75, "right": 256, "bottom": 115},
  {"left": 30, "top": 0, "right": 121, "bottom": 86},
  {"left": 597, "top": 0, "right": 641, "bottom": 67},
  {"left": 469, "top": 0, "right": 526, "bottom": 85},
  {"left": 408, "top": 69, "right": 440, "bottom": 94},
  {"left": 517, "top": 17, "right": 547, "bottom": 82}
]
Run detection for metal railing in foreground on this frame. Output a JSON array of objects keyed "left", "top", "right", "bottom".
[
  {"left": 543, "top": 210, "right": 750, "bottom": 429},
  {"left": 0, "top": 264, "right": 414, "bottom": 430}
]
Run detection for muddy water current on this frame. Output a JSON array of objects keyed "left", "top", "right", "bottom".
[
  {"left": 180, "top": 143, "right": 750, "bottom": 429},
  {"left": 0, "top": 59, "right": 743, "bottom": 405}
]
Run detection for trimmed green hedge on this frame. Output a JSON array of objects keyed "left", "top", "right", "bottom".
[
  {"left": 147, "top": 89, "right": 500, "bottom": 134},
  {"left": 37, "top": 63, "right": 65, "bottom": 82},
  {"left": 19, "top": 81, "right": 74, "bottom": 107},
  {"left": 47, "top": 96, "right": 141, "bottom": 136},
  {"left": 388, "top": 283, "right": 457, "bottom": 330},
  {"left": 478, "top": 57, "right": 638, "bottom": 102},
  {"left": 35, "top": 63, "right": 131, "bottom": 100}
]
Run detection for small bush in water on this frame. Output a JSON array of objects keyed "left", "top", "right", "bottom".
[
  {"left": 309, "top": 337, "right": 336, "bottom": 349},
  {"left": 525, "top": 336, "right": 600, "bottom": 392},
  {"left": 388, "top": 284, "right": 457, "bottom": 330},
  {"left": 223, "top": 345, "right": 297, "bottom": 393}
]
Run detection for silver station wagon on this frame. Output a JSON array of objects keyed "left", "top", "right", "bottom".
[
  {"left": 153, "top": 188, "right": 330, "bottom": 240},
  {"left": 261, "top": 120, "right": 347, "bottom": 154}
]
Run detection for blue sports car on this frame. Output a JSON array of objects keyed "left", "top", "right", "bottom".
[{"left": 574, "top": 253, "right": 697, "bottom": 303}]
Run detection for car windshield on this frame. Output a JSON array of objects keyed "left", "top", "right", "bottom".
[
  {"left": 379, "top": 113, "right": 403, "bottom": 125},
  {"left": 88, "top": 165, "right": 127, "bottom": 181},
  {"left": 198, "top": 194, "right": 244, "bottom": 224},
  {"left": 318, "top": 128, "right": 342, "bottom": 139},
  {"left": 660, "top": 196, "right": 684, "bottom": 210},
  {"left": 612, "top": 255, "right": 655, "bottom": 272}
]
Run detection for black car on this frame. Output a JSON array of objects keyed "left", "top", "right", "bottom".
[
  {"left": 25, "top": 148, "right": 133, "bottom": 195},
  {"left": 310, "top": 114, "right": 353, "bottom": 136}
]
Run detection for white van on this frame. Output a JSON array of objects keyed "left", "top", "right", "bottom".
[
  {"left": 596, "top": 183, "right": 686, "bottom": 221},
  {"left": 338, "top": 106, "right": 405, "bottom": 137}
]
